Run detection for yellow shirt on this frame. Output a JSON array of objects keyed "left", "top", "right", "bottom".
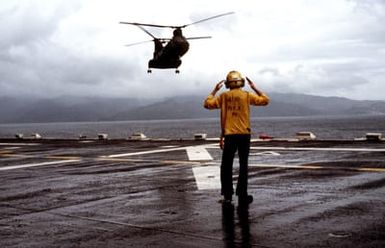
[{"left": 204, "top": 88, "right": 269, "bottom": 135}]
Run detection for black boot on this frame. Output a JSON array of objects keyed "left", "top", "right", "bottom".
[{"left": 238, "top": 195, "right": 253, "bottom": 205}]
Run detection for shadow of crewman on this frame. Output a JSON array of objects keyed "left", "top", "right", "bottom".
[{"left": 221, "top": 203, "right": 251, "bottom": 247}]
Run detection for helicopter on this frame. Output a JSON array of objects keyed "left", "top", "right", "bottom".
[{"left": 120, "top": 12, "right": 234, "bottom": 73}]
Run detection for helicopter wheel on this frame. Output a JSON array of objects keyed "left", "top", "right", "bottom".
[
  {"left": 147, "top": 69, "right": 152, "bottom": 73},
  {"left": 175, "top": 69, "right": 180, "bottom": 74}
]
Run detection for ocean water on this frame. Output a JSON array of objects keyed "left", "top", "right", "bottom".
[{"left": 0, "top": 115, "right": 384, "bottom": 140}]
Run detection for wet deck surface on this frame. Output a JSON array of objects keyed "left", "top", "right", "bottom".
[{"left": 0, "top": 139, "right": 384, "bottom": 247}]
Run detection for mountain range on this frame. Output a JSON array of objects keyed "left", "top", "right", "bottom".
[{"left": 1, "top": 93, "right": 384, "bottom": 123}]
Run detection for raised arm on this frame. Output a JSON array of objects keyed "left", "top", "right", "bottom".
[
  {"left": 204, "top": 80, "right": 225, "bottom": 109},
  {"left": 246, "top": 77, "right": 265, "bottom": 96},
  {"left": 246, "top": 77, "right": 269, "bottom": 105},
  {"left": 210, "top": 80, "right": 225, "bottom": 96}
]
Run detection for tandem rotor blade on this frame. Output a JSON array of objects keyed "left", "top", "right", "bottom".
[
  {"left": 181, "top": 12, "right": 234, "bottom": 28},
  {"left": 119, "top": 12, "right": 234, "bottom": 29},
  {"left": 119, "top": 21, "right": 172, "bottom": 28},
  {"left": 136, "top": 25, "right": 157, "bottom": 39},
  {"left": 186, "top": 36, "right": 212, "bottom": 40},
  {"left": 125, "top": 38, "right": 171, "bottom": 47},
  {"left": 124, "top": 40, "right": 153, "bottom": 47},
  {"left": 119, "top": 21, "right": 160, "bottom": 39}
]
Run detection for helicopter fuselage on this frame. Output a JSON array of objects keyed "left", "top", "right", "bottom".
[{"left": 149, "top": 35, "right": 189, "bottom": 72}]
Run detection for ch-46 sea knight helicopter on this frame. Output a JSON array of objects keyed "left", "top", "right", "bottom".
[{"left": 120, "top": 12, "right": 233, "bottom": 73}]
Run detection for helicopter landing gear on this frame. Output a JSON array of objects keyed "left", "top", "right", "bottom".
[
  {"left": 175, "top": 69, "right": 180, "bottom": 74},
  {"left": 147, "top": 69, "right": 152, "bottom": 73}
]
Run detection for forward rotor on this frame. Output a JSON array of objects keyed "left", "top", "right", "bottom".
[{"left": 119, "top": 12, "right": 234, "bottom": 29}]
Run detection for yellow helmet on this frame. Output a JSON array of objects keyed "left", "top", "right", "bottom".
[{"left": 225, "top": 70, "right": 245, "bottom": 88}]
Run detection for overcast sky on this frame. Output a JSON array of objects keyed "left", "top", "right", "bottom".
[{"left": 1, "top": 0, "right": 385, "bottom": 101}]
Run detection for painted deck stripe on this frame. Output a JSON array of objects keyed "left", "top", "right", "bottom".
[
  {"left": 249, "top": 163, "right": 323, "bottom": 169},
  {"left": 107, "top": 147, "right": 188, "bottom": 158},
  {"left": 249, "top": 163, "right": 385, "bottom": 172},
  {"left": 0, "top": 154, "right": 81, "bottom": 160},
  {"left": 251, "top": 146, "right": 385, "bottom": 152},
  {"left": 0, "top": 150, "right": 13, "bottom": 155},
  {"left": 2, "top": 147, "right": 20, "bottom": 150},
  {"left": 186, "top": 147, "right": 213, "bottom": 161},
  {"left": 357, "top": 167, "right": 385, "bottom": 172},
  {"left": 97, "top": 157, "right": 199, "bottom": 165},
  {"left": 0, "top": 159, "right": 80, "bottom": 171},
  {"left": 192, "top": 166, "right": 220, "bottom": 190},
  {"left": 107, "top": 144, "right": 216, "bottom": 160},
  {"left": 0, "top": 143, "right": 40, "bottom": 146},
  {"left": 250, "top": 151, "right": 281, "bottom": 156}
]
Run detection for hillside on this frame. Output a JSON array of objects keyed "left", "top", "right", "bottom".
[{"left": 1, "top": 93, "right": 384, "bottom": 123}]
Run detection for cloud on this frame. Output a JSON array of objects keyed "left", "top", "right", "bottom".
[{"left": 0, "top": 0, "right": 385, "bottom": 101}]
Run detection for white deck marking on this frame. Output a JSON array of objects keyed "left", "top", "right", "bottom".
[
  {"left": 0, "top": 159, "right": 80, "bottom": 171},
  {"left": 2, "top": 147, "right": 21, "bottom": 150},
  {"left": 192, "top": 166, "right": 220, "bottom": 190},
  {"left": 251, "top": 146, "right": 385, "bottom": 152},
  {"left": 250, "top": 151, "right": 281, "bottom": 156},
  {"left": 107, "top": 147, "right": 188, "bottom": 158},
  {"left": 186, "top": 146, "right": 213, "bottom": 161},
  {"left": 0, "top": 143, "right": 40, "bottom": 146},
  {"left": 249, "top": 163, "right": 385, "bottom": 172},
  {"left": 249, "top": 163, "right": 323, "bottom": 169},
  {"left": 357, "top": 167, "right": 385, "bottom": 172},
  {"left": 106, "top": 144, "right": 216, "bottom": 161}
]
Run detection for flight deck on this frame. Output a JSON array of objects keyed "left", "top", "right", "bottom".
[{"left": 0, "top": 138, "right": 384, "bottom": 247}]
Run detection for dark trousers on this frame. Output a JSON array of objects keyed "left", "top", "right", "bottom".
[{"left": 221, "top": 134, "right": 251, "bottom": 199}]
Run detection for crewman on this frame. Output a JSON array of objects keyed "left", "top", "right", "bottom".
[{"left": 204, "top": 70, "right": 269, "bottom": 205}]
